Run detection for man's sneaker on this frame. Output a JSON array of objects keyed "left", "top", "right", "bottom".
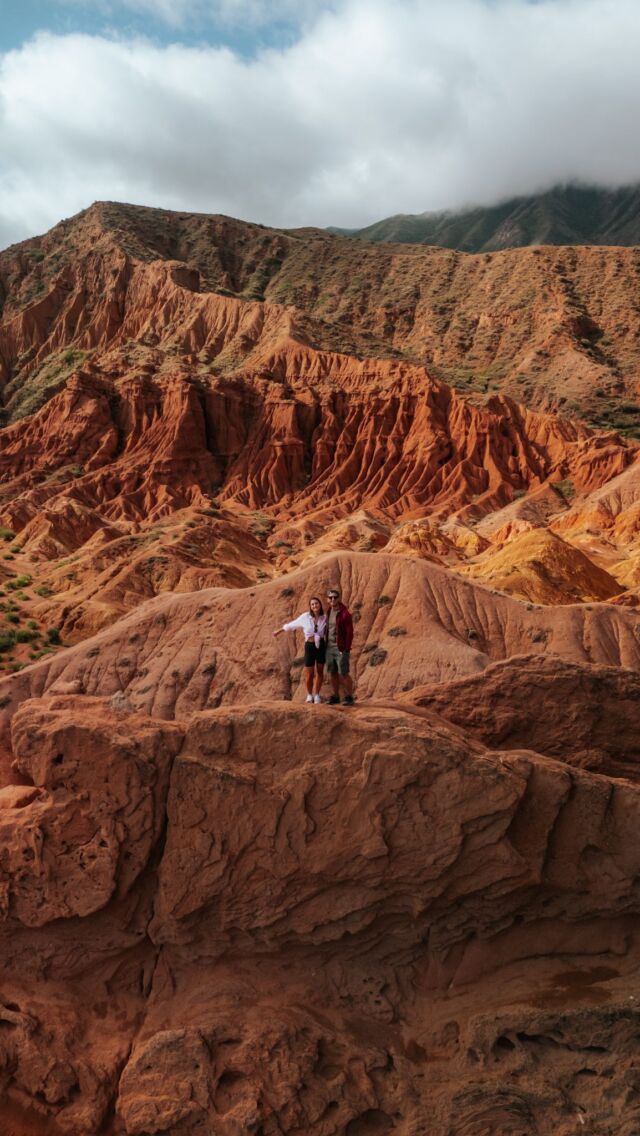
[
  {"left": 328, "top": 695, "right": 340, "bottom": 705},
  {"left": 305, "top": 694, "right": 314, "bottom": 703},
  {"left": 313, "top": 694, "right": 322, "bottom": 704},
  {"left": 343, "top": 695, "right": 355, "bottom": 706}
]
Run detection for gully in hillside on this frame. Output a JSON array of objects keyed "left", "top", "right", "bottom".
[{"left": 274, "top": 596, "right": 327, "bottom": 703}]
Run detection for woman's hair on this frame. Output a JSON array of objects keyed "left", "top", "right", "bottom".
[{"left": 308, "top": 596, "right": 324, "bottom": 615}]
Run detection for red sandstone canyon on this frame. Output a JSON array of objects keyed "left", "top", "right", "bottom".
[{"left": 2, "top": 202, "right": 640, "bottom": 1134}]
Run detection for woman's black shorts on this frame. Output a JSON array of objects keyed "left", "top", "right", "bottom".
[{"left": 304, "top": 640, "right": 326, "bottom": 667}]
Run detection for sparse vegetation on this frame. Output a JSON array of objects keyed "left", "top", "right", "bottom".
[
  {"left": 553, "top": 478, "right": 576, "bottom": 503},
  {"left": 6, "top": 575, "right": 32, "bottom": 590},
  {"left": 15, "top": 629, "right": 38, "bottom": 643},
  {"left": 250, "top": 512, "right": 275, "bottom": 540},
  {"left": 4, "top": 347, "right": 91, "bottom": 423}
]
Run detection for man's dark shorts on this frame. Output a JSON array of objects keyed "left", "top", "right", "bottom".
[
  {"left": 304, "top": 641, "right": 326, "bottom": 667},
  {"left": 326, "top": 645, "right": 350, "bottom": 676}
]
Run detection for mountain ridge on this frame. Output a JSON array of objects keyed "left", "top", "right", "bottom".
[
  {"left": 331, "top": 183, "right": 640, "bottom": 251},
  {"left": 3, "top": 199, "right": 640, "bottom": 436}
]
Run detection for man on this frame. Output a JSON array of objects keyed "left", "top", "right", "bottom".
[{"left": 325, "top": 588, "right": 355, "bottom": 706}]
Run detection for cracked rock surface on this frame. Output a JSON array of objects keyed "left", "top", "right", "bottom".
[{"left": 1, "top": 694, "right": 640, "bottom": 1134}]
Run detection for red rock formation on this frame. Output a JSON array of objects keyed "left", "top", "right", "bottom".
[
  {"left": 403, "top": 653, "right": 640, "bottom": 779},
  {"left": 459, "top": 527, "right": 624, "bottom": 604},
  {"left": 2, "top": 551, "right": 640, "bottom": 731},
  {"left": 0, "top": 344, "right": 632, "bottom": 642},
  {"left": 3, "top": 204, "right": 640, "bottom": 1134},
  {"left": 1, "top": 201, "right": 639, "bottom": 648},
  {"left": 3, "top": 202, "right": 640, "bottom": 420},
  {"left": 2, "top": 695, "right": 640, "bottom": 1134},
  {"left": 1, "top": 365, "right": 632, "bottom": 527}
]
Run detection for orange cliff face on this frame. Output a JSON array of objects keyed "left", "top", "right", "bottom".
[
  {"left": 0, "top": 357, "right": 635, "bottom": 640},
  {"left": 2, "top": 203, "right": 640, "bottom": 1135}
]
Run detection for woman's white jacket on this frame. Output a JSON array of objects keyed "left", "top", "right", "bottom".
[{"left": 281, "top": 612, "right": 327, "bottom": 641}]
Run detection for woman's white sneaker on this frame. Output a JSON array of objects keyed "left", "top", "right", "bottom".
[
  {"left": 313, "top": 694, "right": 322, "bottom": 704},
  {"left": 305, "top": 694, "right": 314, "bottom": 703}
]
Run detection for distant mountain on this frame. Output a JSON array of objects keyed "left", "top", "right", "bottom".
[{"left": 331, "top": 184, "right": 640, "bottom": 251}]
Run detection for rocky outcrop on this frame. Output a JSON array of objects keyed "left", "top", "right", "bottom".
[
  {"left": 1, "top": 365, "right": 632, "bottom": 528},
  {"left": 404, "top": 653, "right": 640, "bottom": 779},
  {"left": 1, "top": 694, "right": 640, "bottom": 1135},
  {"left": 2, "top": 551, "right": 640, "bottom": 730},
  {"left": 459, "top": 527, "right": 624, "bottom": 604},
  {"left": 0, "top": 348, "right": 633, "bottom": 647}
]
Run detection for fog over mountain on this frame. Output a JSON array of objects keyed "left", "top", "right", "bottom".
[{"left": 331, "top": 184, "right": 640, "bottom": 251}]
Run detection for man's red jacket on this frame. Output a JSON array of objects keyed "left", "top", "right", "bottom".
[{"left": 334, "top": 603, "right": 354, "bottom": 651}]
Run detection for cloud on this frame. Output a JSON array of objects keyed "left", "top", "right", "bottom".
[
  {"left": 1, "top": 0, "right": 640, "bottom": 247},
  {"left": 52, "top": 0, "right": 332, "bottom": 32}
]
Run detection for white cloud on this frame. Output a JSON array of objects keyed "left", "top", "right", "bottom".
[{"left": 1, "top": 0, "right": 640, "bottom": 247}]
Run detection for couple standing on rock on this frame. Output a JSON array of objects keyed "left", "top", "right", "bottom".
[{"left": 273, "top": 588, "right": 355, "bottom": 705}]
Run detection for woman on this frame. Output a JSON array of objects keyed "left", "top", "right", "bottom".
[{"left": 273, "top": 596, "right": 327, "bottom": 703}]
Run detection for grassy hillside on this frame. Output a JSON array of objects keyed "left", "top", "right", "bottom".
[{"left": 333, "top": 184, "right": 640, "bottom": 251}]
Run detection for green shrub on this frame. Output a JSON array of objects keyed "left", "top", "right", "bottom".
[
  {"left": 0, "top": 632, "right": 16, "bottom": 651},
  {"left": 553, "top": 478, "right": 576, "bottom": 503},
  {"left": 249, "top": 512, "right": 275, "bottom": 540},
  {"left": 46, "top": 627, "right": 61, "bottom": 644},
  {"left": 0, "top": 528, "right": 15, "bottom": 542},
  {"left": 15, "top": 629, "right": 38, "bottom": 643},
  {"left": 6, "top": 575, "right": 31, "bottom": 589}
]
